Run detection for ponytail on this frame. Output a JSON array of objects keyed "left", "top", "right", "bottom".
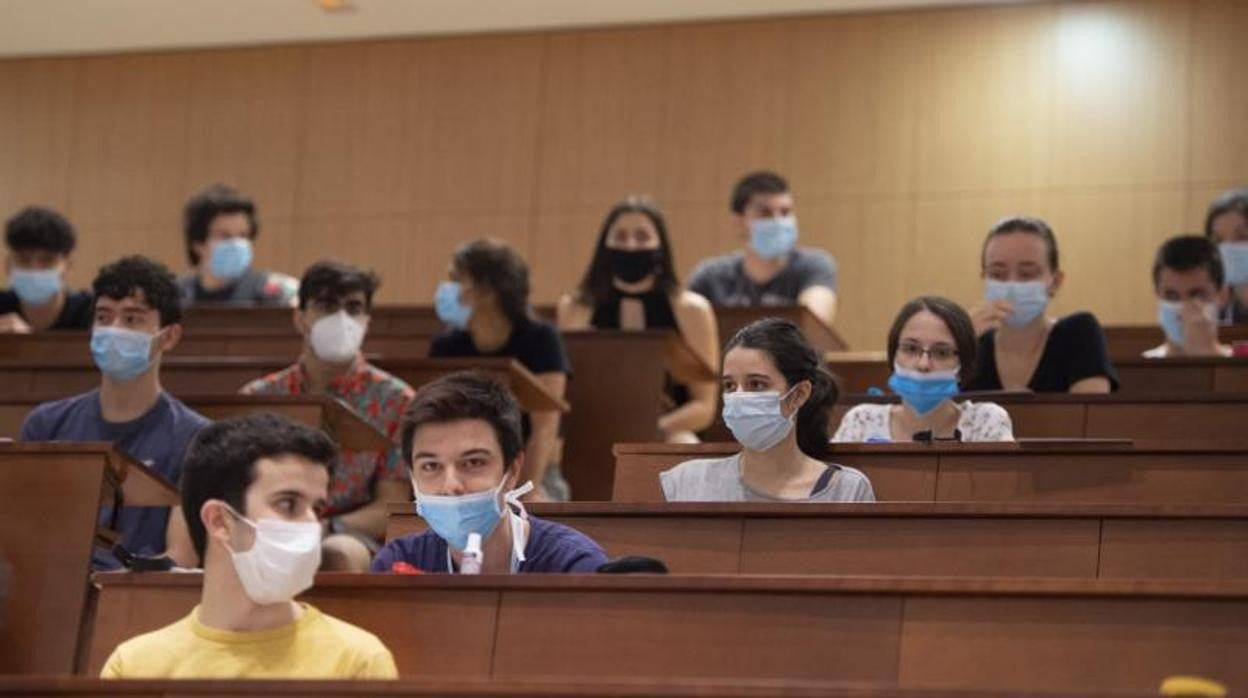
[{"left": 795, "top": 365, "right": 838, "bottom": 460}]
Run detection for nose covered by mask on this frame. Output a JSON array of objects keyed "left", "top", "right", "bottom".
[
  {"left": 1158, "top": 300, "right": 1219, "bottom": 347},
  {"left": 984, "top": 279, "right": 1049, "bottom": 328},
  {"left": 309, "top": 310, "right": 366, "bottom": 363},
  {"left": 1220, "top": 242, "right": 1248, "bottom": 287},
  {"left": 210, "top": 238, "right": 254, "bottom": 282},
  {"left": 416, "top": 479, "right": 534, "bottom": 554},
  {"left": 607, "top": 248, "right": 660, "bottom": 285},
  {"left": 435, "top": 281, "right": 473, "bottom": 330},
  {"left": 9, "top": 267, "right": 62, "bottom": 305},
  {"left": 888, "top": 364, "right": 960, "bottom": 416},
  {"left": 749, "top": 216, "right": 799, "bottom": 261},
  {"left": 91, "top": 326, "right": 159, "bottom": 382},
  {"left": 721, "top": 387, "right": 799, "bottom": 451},
  {"left": 224, "top": 505, "right": 322, "bottom": 606}
]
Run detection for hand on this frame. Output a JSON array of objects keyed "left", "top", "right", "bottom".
[
  {"left": 1180, "top": 300, "right": 1219, "bottom": 355},
  {"left": 0, "top": 313, "right": 31, "bottom": 334},
  {"left": 969, "top": 299, "right": 1013, "bottom": 337}
]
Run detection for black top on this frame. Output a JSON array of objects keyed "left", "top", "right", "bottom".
[
  {"left": 0, "top": 289, "right": 94, "bottom": 330},
  {"left": 590, "top": 290, "right": 689, "bottom": 409},
  {"left": 430, "top": 317, "right": 572, "bottom": 376},
  {"left": 966, "top": 312, "right": 1119, "bottom": 393}
]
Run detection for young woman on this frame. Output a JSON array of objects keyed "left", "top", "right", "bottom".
[
  {"left": 557, "top": 197, "right": 719, "bottom": 442},
  {"left": 1205, "top": 188, "right": 1248, "bottom": 324},
  {"left": 660, "top": 318, "right": 874, "bottom": 502},
  {"left": 834, "top": 296, "right": 1013, "bottom": 442},
  {"left": 966, "top": 216, "right": 1117, "bottom": 393}
]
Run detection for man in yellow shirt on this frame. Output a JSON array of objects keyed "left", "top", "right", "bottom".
[{"left": 101, "top": 412, "right": 398, "bottom": 679}]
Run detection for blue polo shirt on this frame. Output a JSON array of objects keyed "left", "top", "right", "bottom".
[{"left": 371, "top": 515, "right": 608, "bottom": 574}]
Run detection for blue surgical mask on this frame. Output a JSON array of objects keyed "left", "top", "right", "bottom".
[
  {"left": 748, "top": 216, "right": 798, "bottom": 261},
  {"left": 210, "top": 238, "right": 253, "bottom": 281},
  {"left": 435, "top": 281, "right": 472, "bottom": 330},
  {"left": 1219, "top": 242, "right": 1248, "bottom": 287},
  {"left": 984, "top": 279, "right": 1049, "bottom": 328},
  {"left": 888, "top": 364, "right": 960, "bottom": 416},
  {"left": 9, "top": 267, "right": 62, "bottom": 305},
  {"left": 1158, "top": 300, "right": 1219, "bottom": 347},
  {"left": 90, "top": 326, "right": 158, "bottom": 382},
  {"left": 416, "top": 480, "right": 533, "bottom": 553},
  {"left": 722, "top": 387, "right": 797, "bottom": 451}
]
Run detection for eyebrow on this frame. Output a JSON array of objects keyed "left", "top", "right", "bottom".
[
  {"left": 458, "top": 449, "right": 493, "bottom": 459},
  {"left": 270, "top": 489, "right": 307, "bottom": 500}
]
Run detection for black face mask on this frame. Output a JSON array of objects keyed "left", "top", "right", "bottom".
[{"left": 607, "top": 248, "right": 660, "bottom": 285}]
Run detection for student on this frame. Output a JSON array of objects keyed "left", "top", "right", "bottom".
[
  {"left": 834, "top": 297, "right": 1013, "bottom": 442},
  {"left": 687, "top": 171, "right": 838, "bottom": 327},
  {"left": 431, "top": 238, "right": 571, "bottom": 500},
  {"left": 557, "top": 197, "right": 720, "bottom": 442},
  {"left": 661, "top": 318, "right": 874, "bottom": 502},
  {"left": 1204, "top": 188, "right": 1248, "bottom": 324},
  {"left": 966, "top": 216, "right": 1118, "bottom": 393},
  {"left": 20, "top": 255, "right": 207, "bottom": 568},
  {"left": 371, "top": 372, "right": 607, "bottom": 574},
  {"left": 241, "top": 261, "right": 415, "bottom": 572},
  {"left": 1145, "top": 235, "right": 1232, "bottom": 358},
  {"left": 177, "top": 183, "right": 298, "bottom": 307},
  {"left": 0, "top": 206, "right": 93, "bottom": 332},
  {"left": 101, "top": 413, "right": 398, "bottom": 679}
]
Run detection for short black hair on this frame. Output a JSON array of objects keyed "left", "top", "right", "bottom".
[
  {"left": 180, "top": 412, "right": 338, "bottom": 564},
  {"left": 453, "top": 239, "right": 531, "bottom": 326},
  {"left": 730, "top": 171, "right": 790, "bottom": 215},
  {"left": 1204, "top": 188, "right": 1248, "bottom": 238},
  {"left": 981, "top": 216, "right": 1060, "bottom": 273},
  {"left": 400, "top": 371, "right": 524, "bottom": 470},
  {"left": 886, "top": 296, "right": 978, "bottom": 386},
  {"left": 5, "top": 206, "right": 76, "bottom": 255},
  {"left": 1153, "top": 234, "right": 1225, "bottom": 289},
  {"left": 183, "top": 183, "right": 258, "bottom": 266},
  {"left": 297, "top": 260, "right": 381, "bottom": 311},
  {"left": 92, "top": 255, "right": 183, "bottom": 327}
]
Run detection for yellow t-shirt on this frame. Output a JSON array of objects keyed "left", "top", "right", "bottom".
[{"left": 100, "top": 603, "right": 398, "bottom": 679}]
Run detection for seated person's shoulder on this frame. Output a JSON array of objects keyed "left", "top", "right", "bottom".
[
  {"left": 832, "top": 403, "right": 889, "bottom": 442},
  {"left": 659, "top": 455, "right": 737, "bottom": 500},
  {"left": 675, "top": 289, "right": 713, "bottom": 312},
  {"left": 370, "top": 531, "right": 439, "bottom": 573},
  {"left": 828, "top": 464, "right": 875, "bottom": 502},
  {"left": 1055, "top": 311, "right": 1104, "bottom": 336},
  {"left": 796, "top": 246, "right": 837, "bottom": 268},
  {"left": 101, "top": 615, "right": 197, "bottom": 678},
  {"left": 21, "top": 391, "right": 95, "bottom": 439},
  {"left": 527, "top": 516, "right": 609, "bottom": 572},
  {"left": 309, "top": 607, "right": 394, "bottom": 663},
  {"left": 689, "top": 253, "right": 739, "bottom": 280}
]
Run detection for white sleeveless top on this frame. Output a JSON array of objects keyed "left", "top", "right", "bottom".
[{"left": 831, "top": 400, "right": 1014, "bottom": 443}]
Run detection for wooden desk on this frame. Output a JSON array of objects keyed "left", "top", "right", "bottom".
[
  {"left": 0, "top": 443, "right": 176, "bottom": 675},
  {"left": 182, "top": 305, "right": 444, "bottom": 335},
  {"left": 0, "top": 332, "right": 432, "bottom": 362},
  {"left": 385, "top": 501, "right": 1248, "bottom": 580},
  {"left": 1103, "top": 323, "right": 1248, "bottom": 360},
  {"left": 611, "top": 441, "right": 1248, "bottom": 504},
  {"left": 87, "top": 573, "right": 1248, "bottom": 692},
  {"left": 716, "top": 306, "right": 848, "bottom": 352},
  {"left": 0, "top": 395, "right": 390, "bottom": 450},
  {"left": 0, "top": 358, "right": 567, "bottom": 413}
]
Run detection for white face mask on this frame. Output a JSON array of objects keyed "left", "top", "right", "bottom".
[
  {"left": 308, "top": 310, "right": 366, "bottom": 363},
  {"left": 721, "top": 387, "right": 798, "bottom": 452},
  {"left": 224, "top": 505, "right": 322, "bottom": 606}
]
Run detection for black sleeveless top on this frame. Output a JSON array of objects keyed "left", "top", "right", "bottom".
[{"left": 590, "top": 290, "right": 689, "bottom": 409}]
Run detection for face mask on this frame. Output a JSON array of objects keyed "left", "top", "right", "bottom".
[
  {"left": 748, "top": 216, "right": 799, "bottom": 261},
  {"left": 1219, "top": 242, "right": 1248, "bottom": 287},
  {"left": 223, "top": 505, "right": 322, "bottom": 606},
  {"left": 888, "top": 364, "right": 960, "bottom": 416},
  {"left": 9, "top": 267, "right": 62, "bottom": 305},
  {"left": 435, "top": 281, "right": 472, "bottom": 330},
  {"left": 90, "top": 326, "right": 157, "bottom": 382},
  {"left": 722, "top": 387, "right": 798, "bottom": 452},
  {"left": 209, "top": 238, "right": 253, "bottom": 281},
  {"left": 308, "top": 310, "right": 366, "bottom": 363},
  {"left": 607, "top": 248, "right": 660, "bottom": 285},
  {"left": 1158, "top": 300, "right": 1219, "bottom": 347},
  {"left": 416, "top": 479, "right": 534, "bottom": 552},
  {"left": 984, "top": 279, "right": 1049, "bottom": 328}
]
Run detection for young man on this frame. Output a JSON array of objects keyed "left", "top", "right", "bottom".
[
  {"left": 178, "top": 183, "right": 298, "bottom": 307},
  {"left": 0, "top": 206, "right": 93, "bottom": 333},
  {"left": 371, "top": 371, "right": 607, "bottom": 574},
  {"left": 1205, "top": 188, "right": 1248, "bottom": 324},
  {"left": 241, "top": 260, "right": 414, "bottom": 571},
  {"left": 687, "top": 171, "right": 839, "bottom": 327},
  {"left": 101, "top": 413, "right": 398, "bottom": 679},
  {"left": 20, "top": 255, "right": 206, "bottom": 568},
  {"left": 1145, "top": 235, "right": 1232, "bottom": 358}
]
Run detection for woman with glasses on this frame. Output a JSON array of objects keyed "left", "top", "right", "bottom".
[{"left": 833, "top": 296, "right": 1014, "bottom": 442}]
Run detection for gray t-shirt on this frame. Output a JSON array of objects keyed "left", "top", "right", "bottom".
[
  {"left": 687, "top": 248, "right": 838, "bottom": 307},
  {"left": 177, "top": 268, "right": 298, "bottom": 307},
  {"left": 660, "top": 453, "right": 875, "bottom": 502}
]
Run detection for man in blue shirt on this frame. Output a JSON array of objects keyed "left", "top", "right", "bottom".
[
  {"left": 20, "top": 255, "right": 209, "bottom": 569},
  {"left": 371, "top": 371, "right": 606, "bottom": 574}
]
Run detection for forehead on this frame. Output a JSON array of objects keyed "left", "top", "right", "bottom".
[
  {"left": 899, "top": 309, "right": 955, "bottom": 343},
  {"left": 411, "top": 419, "right": 502, "bottom": 457},
  {"left": 746, "top": 191, "right": 794, "bottom": 212},
  {"left": 94, "top": 291, "right": 152, "bottom": 312},
  {"left": 724, "top": 346, "right": 781, "bottom": 376},
  {"left": 1157, "top": 266, "right": 1218, "bottom": 291},
  {"left": 249, "top": 454, "right": 330, "bottom": 496},
  {"left": 1212, "top": 210, "right": 1248, "bottom": 234},
  {"left": 310, "top": 287, "right": 366, "bottom": 303},
  {"left": 984, "top": 231, "right": 1048, "bottom": 264},
  {"left": 207, "top": 211, "right": 252, "bottom": 233},
  {"left": 612, "top": 212, "right": 657, "bottom": 231}
]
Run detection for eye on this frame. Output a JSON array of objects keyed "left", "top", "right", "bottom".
[
  {"left": 465, "top": 457, "right": 489, "bottom": 469},
  {"left": 746, "top": 379, "right": 769, "bottom": 391},
  {"left": 274, "top": 497, "right": 296, "bottom": 515},
  {"left": 417, "top": 461, "right": 440, "bottom": 474}
]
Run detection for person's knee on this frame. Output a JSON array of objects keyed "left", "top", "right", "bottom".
[{"left": 320, "top": 534, "right": 371, "bottom": 572}]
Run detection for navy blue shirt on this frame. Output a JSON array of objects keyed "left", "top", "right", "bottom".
[
  {"left": 370, "top": 515, "right": 608, "bottom": 574},
  {"left": 20, "top": 389, "right": 209, "bottom": 569}
]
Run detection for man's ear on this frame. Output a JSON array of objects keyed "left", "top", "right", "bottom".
[
  {"left": 158, "top": 323, "right": 183, "bottom": 354},
  {"left": 292, "top": 307, "right": 309, "bottom": 336},
  {"left": 200, "top": 499, "right": 232, "bottom": 549},
  {"left": 191, "top": 242, "right": 208, "bottom": 269},
  {"left": 505, "top": 454, "right": 525, "bottom": 488},
  {"left": 1048, "top": 270, "right": 1066, "bottom": 296},
  {"left": 1218, "top": 284, "right": 1232, "bottom": 309}
]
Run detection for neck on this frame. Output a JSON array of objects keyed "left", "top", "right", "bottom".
[
  {"left": 895, "top": 400, "right": 959, "bottom": 437},
  {"left": 20, "top": 290, "right": 66, "bottom": 331},
  {"left": 740, "top": 431, "right": 807, "bottom": 479},
  {"left": 612, "top": 275, "right": 657, "bottom": 295},
  {"left": 469, "top": 308, "right": 513, "bottom": 353},
  {"left": 299, "top": 348, "right": 356, "bottom": 392},
  {"left": 98, "top": 370, "right": 162, "bottom": 423},
  {"left": 741, "top": 248, "right": 786, "bottom": 285},
  {"left": 995, "top": 316, "right": 1049, "bottom": 349},
  {"left": 451, "top": 511, "right": 517, "bottom": 574},
  {"left": 199, "top": 551, "right": 300, "bottom": 633},
  {"left": 196, "top": 266, "right": 230, "bottom": 292}
]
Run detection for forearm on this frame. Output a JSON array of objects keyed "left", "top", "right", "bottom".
[
  {"left": 335, "top": 498, "right": 389, "bottom": 540},
  {"left": 524, "top": 412, "right": 560, "bottom": 482},
  {"left": 658, "top": 393, "right": 716, "bottom": 435}
]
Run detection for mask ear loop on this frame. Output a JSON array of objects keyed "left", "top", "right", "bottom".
[
  {"left": 218, "top": 502, "right": 256, "bottom": 556},
  {"left": 502, "top": 480, "right": 535, "bottom": 565}
]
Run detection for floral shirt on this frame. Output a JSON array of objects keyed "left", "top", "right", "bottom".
[{"left": 240, "top": 360, "right": 415, "bottom": 516}]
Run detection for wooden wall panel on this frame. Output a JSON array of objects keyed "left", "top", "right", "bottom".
[
  {"left": 0, "top": 58, "right": 76, "bottom": 220},
  {"left": 1187, "top": 0, "right": 1247, "bottom": 186}
]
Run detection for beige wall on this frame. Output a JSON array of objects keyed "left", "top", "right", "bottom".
[{"left": 0, "top": 0, "right": 1243, "bottom": 350}]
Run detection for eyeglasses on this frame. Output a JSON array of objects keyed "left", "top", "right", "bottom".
[{"left": 897, "top": 342, "right": 958, "bottom": 363}]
